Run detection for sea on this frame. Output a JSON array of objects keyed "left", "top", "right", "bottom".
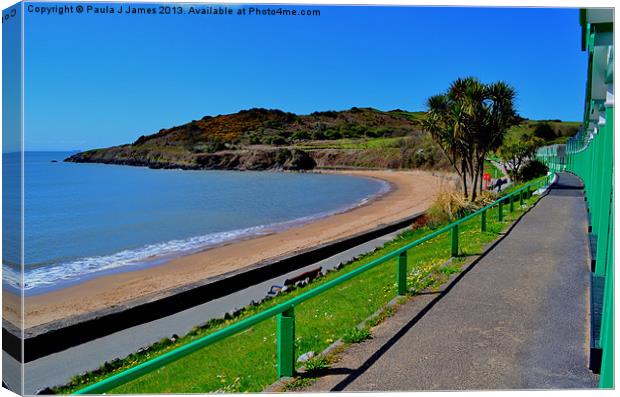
[{"left": 2, "top": 151, "right": 389, "bottom": 295}]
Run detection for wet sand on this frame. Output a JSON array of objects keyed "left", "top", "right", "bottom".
[{"left": 5, "top": 170, "right": 447, "bottom": 329}]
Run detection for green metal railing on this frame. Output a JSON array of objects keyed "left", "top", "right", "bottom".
[
  {"left": 536, "top": 21, "right": 613, "bottom": 384},
  {"left": 73, "top": 176, "right": 552, "bottom": 394},
  {"left": 567, "top": 113, "right": 613, "bottom": 388},
  {"left": 537, "top": 10, "right": 614, "bottom": 387},
  {"left": 540, "top": 125, "right": 614, "bottom": 388}
]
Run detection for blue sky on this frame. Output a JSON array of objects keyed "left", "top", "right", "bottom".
[
  {"left": 21, "top": 4, "right": 586, "bottom": 151},
  {"left": 3, "top": 2, "right": 22, "bottom": 153}
]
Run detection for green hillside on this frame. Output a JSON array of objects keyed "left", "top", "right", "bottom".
[{"left": 65, "top": 107, "right": 580, "bottom": 171}]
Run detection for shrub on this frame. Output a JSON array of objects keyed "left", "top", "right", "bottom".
[
  {"left": 310, "top": 130, "right": 326, "bottom": 140},
  {"left": 498, "top": 136, "right": 543, "bottom": 179},
  {"left": 411, "top": 214, "right": 429, "bottom": 231},
  {"left": 426, "top": 188, "right": 497, "bottom": 228},
  {"left": 192, "top": 140, "right": 226, "bottom": 153},
  {"left": 310, "top": 110, "right": 338, "bottom": 118},
  {"left": 533, "top": 123, "right": 556, "bottom": 141},
  {"left": 426, "top": 189, "right": 478, "bottom": 227},
  {"left": 267, "top": 135, "right": 288, "bottom": 145},
  {"left": 304, "top": 356, "right": 330, "bottom": 374},
  {"left": 133, "top": 135, "right": 150, "bottom": 146},
  {"left": 324, "top": 129, "right": 343, "bottom": 140},
  {"left": 517, "top": 159, "right": 548, "bottom": 181},
  {"left": 342, "top": 327, "right": 371, "bottom": 344}
]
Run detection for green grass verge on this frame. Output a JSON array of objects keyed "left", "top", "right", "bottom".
[
  {"left": 294, "top": 136, "right": 407, "bottom": 151},
  {"left": 55, "top": 183, "right": 543, "bottom": 394}
]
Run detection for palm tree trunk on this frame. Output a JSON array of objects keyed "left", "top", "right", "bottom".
[
  {"left": 461, "top": 164, "right": 469, "bottom": 199},
  {"left": 479, "top": 159, "right": 484, "bottom": 194},
  {"left": 471, "top": 168, "right": 479, "bottom": 201}
]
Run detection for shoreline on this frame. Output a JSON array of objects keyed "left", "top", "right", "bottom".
[
  {"left": 6, "top": 172, "right": 392, "bottom": 297},
  {"left": 5, "top": 170, "right": 446, "bottom": 329}
]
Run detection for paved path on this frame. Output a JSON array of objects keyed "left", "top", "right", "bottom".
[
  {"left": 4, "top": 226, "right": 410, "bottom": 394},
  {"left": 307, "top": 173, "right": 599, "bottom": 391}
]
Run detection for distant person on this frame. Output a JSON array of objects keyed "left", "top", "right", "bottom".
[{"left": 494, "top": 178, "right": 506, "bottom": 193}]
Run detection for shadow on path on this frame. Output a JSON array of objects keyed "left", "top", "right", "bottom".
[
  {"left": 308, "top": 173, "right": 597, "bottom": 391},
  {"left": 328, "top": 192, "right": 541, "bottom": 391}
]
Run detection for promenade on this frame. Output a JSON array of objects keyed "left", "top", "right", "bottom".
[{"left": 308, "top": 172, "right": 599, "bottom": 391}]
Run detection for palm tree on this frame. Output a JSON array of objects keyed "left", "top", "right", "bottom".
[
  {"left": 425, "top": 78, "right": 517, "bottom": 200},
  {"left": 425, "top": 93, "right": 470, "bottom": 198}
]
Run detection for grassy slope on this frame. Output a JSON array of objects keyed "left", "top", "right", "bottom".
[
  {"left": 293, "top": 115, "right": 580, "bottom": 150},
  {"left": 294, "top": 118, "right": 581, "bottom": 171},
  {"left": 294, "top": 136, "right": 406, "bottom": 150},
  {"left": 506, "top": 119, "right": 581, "bottom": 145},
  {"left": 56, "top": 181, "right": 544, "bottom": 394}
]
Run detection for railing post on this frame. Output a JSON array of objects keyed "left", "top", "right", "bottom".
[
  {"left": 277, "top": 308, "right": 295, "bottom": 378},
  {"left": 509, "top": 195, "right": 514, "bottom": 212},
  {"left": 519, "top": 190, "right": 524, "bottom": 206},
  {"left": 498, "top": 201, "right": 503, "bottom": 221},
  {"left": 481, "top": 209, "right": 487, "bottom": 232},
  {"left": 397, "top": 251, "right": 407, "bottom": 295},
  {"left": 451, "top": 224, "right": 459, "bottom": 257}
]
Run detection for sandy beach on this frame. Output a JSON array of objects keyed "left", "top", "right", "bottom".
[{"left": 5, "top": 170, "right": 446, "bottom": 329}]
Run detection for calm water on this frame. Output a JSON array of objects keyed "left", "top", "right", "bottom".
[{"left": 2, "top": 152, "right": 388, "bottom": 294}]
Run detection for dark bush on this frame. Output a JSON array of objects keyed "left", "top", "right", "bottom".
[
  {"left": 292, "top": 130, "right": 311, "bottom": 141},
  {"left": 324, "top": 129, "right": 343, "bottom": 140},
  {"left": 267, "top": 135, "right": 288, "bottom": 145},
  {"left": 311, "top": 130, "right": 326, "bottom": 140},
  {"left": 517, "top": 159, "right": 548, "bottom": 182},
  {"left": 365, "top": 127, "right": 390, "bottom": 138},
  {"left": 411, "top": 214, "right": 429, "bottom": 231},
  {"left": 310, "top": 110, "right": 338, "bottom": 118},
  {"left": 191, "top": 140, "right": 227, "bottom": 153},
  {"left": 533, "top": 123, "right": 556, "bottom": 141},
  {"left": 133, "top": 135, "right": 149, "bottom": 145}
]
